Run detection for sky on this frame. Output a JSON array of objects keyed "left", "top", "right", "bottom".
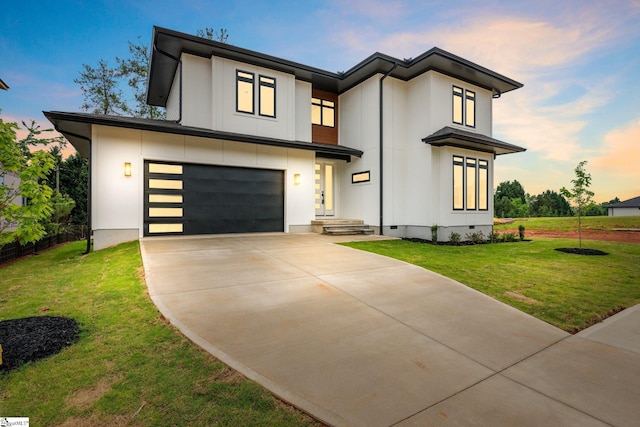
[{"left": 2, "top": 0, "right": 639, "bottom": 203}]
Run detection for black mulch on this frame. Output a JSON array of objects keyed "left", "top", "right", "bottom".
[
  {"left": 555, "top": 248, "right": 609, "bottom": 255},
  {"left": 0, "top": 316, "right": 80, "bottom": 372}
]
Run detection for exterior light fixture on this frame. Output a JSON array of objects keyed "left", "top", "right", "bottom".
[
  {"left": 124, "top": 162, "right": 132, "bottom": 177},
  {"left": 293, "top": 173, "right": 301, "bottom": 186}
]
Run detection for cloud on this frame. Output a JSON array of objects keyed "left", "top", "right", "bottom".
[{"left": 591, "top": 118, "right": 640, "bottom": 177}]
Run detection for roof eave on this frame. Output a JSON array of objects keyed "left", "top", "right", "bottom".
[
  {"left": 43, "top": 111, "right": 363, "bottom": 160},
  {"left": 422, "top": 128, "right": 526, "bottom": 156}
]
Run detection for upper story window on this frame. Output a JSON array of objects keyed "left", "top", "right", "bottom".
[
  {"left": 236, "top": 70, "right": 276, "bottom": 118},
  {"left": 259, "top": 76, "right": 276, "bottom": 117},
  {"left": 452, "top": 85, "right": 475, "bottom": 128},
  {"left": 311, "top": 98, "right": 335, "bottom": 127},
  {"left": 236, "top": 71, "right": 254, "bottom": 114}
]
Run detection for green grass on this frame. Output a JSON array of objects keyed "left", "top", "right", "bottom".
[
  {"left": 494, "top": 215, "right": 640, "bottom": 233},
  {"left": 0, "top": 241, "right": 319, "bottom": 426},
  {"left": 342, "top": 238, "right": 640, "bottom": 332}
]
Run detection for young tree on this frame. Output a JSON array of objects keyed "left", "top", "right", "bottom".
[
  {"left": 1, "top": 116, "right": 56, "bottom": 246},
  {"left": 561, "top": 160, "right": 595, "bottom": 249}
]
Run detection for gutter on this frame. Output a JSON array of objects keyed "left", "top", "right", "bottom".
[{"left": 379, "top": 61, "right": 397, "bottom": 236}]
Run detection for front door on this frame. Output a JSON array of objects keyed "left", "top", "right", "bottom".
[{"left": 315, "top": 161, "right": 335, "bottom": 216}]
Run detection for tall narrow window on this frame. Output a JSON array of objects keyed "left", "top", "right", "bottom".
[
  {"left": 466, "top": 158, "right": 477, "bottom": 210},
  {"left": 465, "top": 90, "right": 476, "bottom": 127},
  {"left": 236, "top": 71, "right": 254, "bottom": 114},
  {"left": 311, "top": 98, "right": 335, "bottom": 127},
  {"left": 478, "top": 160, "right": 488, "bottom": 210},
  {"left": 259, "top": 75, "right": 276, "bottom": 117},
  {"left": 452, "top": 86, "right": 463, "bottom": 125},
  {"left": 453, "top": 156, "right": 464, "bottom": 210}
]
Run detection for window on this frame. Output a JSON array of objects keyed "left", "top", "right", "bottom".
[
  {"left": 452, "top": 86, "right": 476, "bottom": 128},
  {"left": 311, "top": 98, "right": 335, "bottom": 127},
  {"left": 478, "top": 160, "right": 488, "bottom": 210},
  {"left": 453, "top": 155, "right": 489, "bottom": 211},
  {"left": 452, "top": 86, "right": 463, "bottom": 125},
  {"left": 453, "top": 156, "right": 464, "bottom": 210},
  {"left": 465, "top": 90, "right": 476, "bottom": 127},
  {"left": 259, "top": 75, "right": 276, "bottom": 117},
  {"left": 352, "top": 171, "right": 370, "bottom": 184},
  {"left": 236, "top": 70, "right": 254, "bottom": 114},
  {"left": 236, "top": 71, "right": 277, "bottom": 118}
]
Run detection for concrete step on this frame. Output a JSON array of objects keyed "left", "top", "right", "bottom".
[{"left": 322, "top": 225, "right": 375, "bottom": 236}]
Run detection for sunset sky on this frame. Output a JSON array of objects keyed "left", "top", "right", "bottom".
[{"left": 2, "top": 0, "right": 639, "bottom": 203}]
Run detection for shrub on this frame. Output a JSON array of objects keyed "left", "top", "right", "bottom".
[
  {"left": 489, "top": 231, "right": 500, "bottom": 243},
  {"left": 431, "top": 225, "right": 438, "bottom": 244},
  {"left": 518, "top": 225, "right": 525, "bottom": 241},
  {"left": 503, "top": 232, "right": 518, "bottom": 242},
  {"left": 465, "top": 231, "right": 486, "bottom": 244},
  {"left": 449, "top": 232, "right": 461, "bottom": 245}
]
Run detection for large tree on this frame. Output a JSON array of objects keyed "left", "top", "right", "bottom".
[
  {"left": 77, "top": 27, "right": 229, "bottom": 119},
  {"left": 1, "top": 116, "right": 56, "bottom": 245},
  {"left": 529, "top": 190, "right": 572, "bottom": 217},
  {"left": 494, "top": 180, "right": 528, "bottom": 218}
]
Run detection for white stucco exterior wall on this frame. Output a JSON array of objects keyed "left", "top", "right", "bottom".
[{"left": 90, "top": 124, "right": 316, "bottom": 250}]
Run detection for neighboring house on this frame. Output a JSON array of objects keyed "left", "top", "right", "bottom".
[
  {"left": 45, "top": 26, "right": 525, "bottom": 250},
  {"left": 0, "top": 78, "right": 8, "bottom": 90},
  {"left": 0, "top": 170, "right": 23, "bottom": 232},
  {"left": 607, "top": 196, "right": 640, "bottom": 217}
]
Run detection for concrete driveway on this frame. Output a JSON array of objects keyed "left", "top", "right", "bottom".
[{"left": 140, "top": 233, "right": 640, "bottom": 427}]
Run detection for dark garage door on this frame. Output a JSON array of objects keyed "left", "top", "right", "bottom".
[{"left": 144, "top": 161, "right": 284, "bottom": 236}]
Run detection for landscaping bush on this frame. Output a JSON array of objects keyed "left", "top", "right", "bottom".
[
  {"left": 449, "top": 232, "right": 461, "bottom": 245},
  {"left": 518, "top": 225, "right": 525, "bottom": 241},
  {"left": 465, "top": 231, "right": 486, "bottom": 244},
  {"left": 431, "top": 225, "right": 438, "bottom": 244}
]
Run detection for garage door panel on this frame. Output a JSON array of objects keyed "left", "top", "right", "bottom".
[{"left": 145, "top": 161, "right": 284, "bottom": 236}]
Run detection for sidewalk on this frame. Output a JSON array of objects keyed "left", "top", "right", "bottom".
[{"left": 141, "top": 233, "right": 640, "bottom": 426}]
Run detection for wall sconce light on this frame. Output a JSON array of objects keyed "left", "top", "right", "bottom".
[
  {"left": 293, "top": 173, "right": 301, "bottom": 186},
  {"left": 124, "top": 162, "right": 132, "bottom": 177}
]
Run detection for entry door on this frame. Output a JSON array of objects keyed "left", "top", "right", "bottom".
[{"left": 315, "top": 162, "right": 335, "bottom": 216}]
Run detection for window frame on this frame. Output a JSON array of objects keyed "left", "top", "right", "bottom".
[
  {"left": 236, "top": 70, "right": 255, "bottom": 115},
  {"left": 352, "top": 171, "right": 371, "bottom": 184},
  {"left": 465, "top": 89, "right": 476, "bottom": 128},
  {"left": 311, "top": 97, "right": 335, "bottom": 128},
  {"left": 453, "top": 155, "right": 490, "bottom": 212},
  {"left": 259, "top": 75, "right": 276, "bottom": 118},
  {"left": 452, "top": 155, "right": 464, "bottom": 210},
  {"left": 452, "top": 86, "right": 464, "bottom": 126}
]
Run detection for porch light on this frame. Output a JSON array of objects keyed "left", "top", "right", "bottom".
[
  {"left": 124, "top": 162, "right": 132, "bottom": 177},
  {"left": 293, "top": 173, "right": 301, "bottom": 186}
]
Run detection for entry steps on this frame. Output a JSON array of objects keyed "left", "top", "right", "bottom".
[{"left": 311, "top": 219, "right": 375, "bottom": 236}]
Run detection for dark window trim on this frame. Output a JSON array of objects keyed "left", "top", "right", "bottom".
[
  {"left": 259, "top": 74, "right": 276, "bottom": 118},
  {"left": 312, "top": 97, "right": 335, "bottom": 128},
  {"left": 453, "top": 155, "right": 464, "bottom": 211},
  {"left": 465, "top": 89, "right": 476, "bottom": 128},
  {"left": 352, "top": 171, "right": 371, "bottom": 184},
  {"left": 236, "top": 70, "right": 255, "bottom": 114},
  {"left": 466, "top": 157, "right": 477, "bottom": 210},
  {"left": 478, "top": 159, "right": 488, "bottom": 211},
  {"left": 452, "top": 85, "right": 463, "bottom": 125}
]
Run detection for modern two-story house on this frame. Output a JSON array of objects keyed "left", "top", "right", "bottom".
[{"left": 45, "top": 26, "right": 525, "bottom": 250}]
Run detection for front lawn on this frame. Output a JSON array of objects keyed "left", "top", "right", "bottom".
[
  {"left": 0, "top": 241, "right": 319, "bottom": 426},
  {"left": 342, "top": 238, "right": 640, "bottom": 332},
  {"left": 494, "top": 215, "right": 640, "bottom": 233}
]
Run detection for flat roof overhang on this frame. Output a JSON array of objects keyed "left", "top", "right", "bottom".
[
  {"left": 43, "top": 111, "right": 363, "bottom": 161},
  {"left": 148, "top": 26, "right": 523, "bottom": 107},
  {"left": 422, "top": 126, "right": 526, "bottom": 156}
]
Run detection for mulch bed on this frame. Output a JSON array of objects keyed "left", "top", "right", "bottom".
[
  {"left": 555, "top": 248, "right": 609, "bottom": 255},
  {"left": 0, "top": 316, "right": 80, "bottom": 373}
]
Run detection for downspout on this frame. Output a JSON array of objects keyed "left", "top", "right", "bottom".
[
  {"left": 55, "top": 128, "right": 92, "bottom": 254},
  {"left": 153, "top": 44, "right": 182, "bottom": 123},
  {"left": 379, "top": 61, "right": 398, "bottom": 235}
]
